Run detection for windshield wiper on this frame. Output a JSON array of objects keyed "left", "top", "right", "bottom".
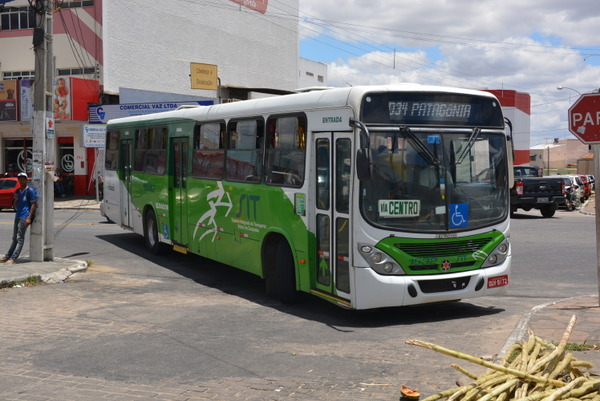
[
  {"left": 455, "top": 127, "right": 481, "bottom": 165},
  {"left": 400, "top": 126, "right": 440, "bottom": 167}
]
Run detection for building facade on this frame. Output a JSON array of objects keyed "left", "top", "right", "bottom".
[
  {"left": 486, "top": 90, "right": 531, "bottom": 166},
  {"left": 0, "top": 0, "right": 303, "bottom": 195},
  {"left": 298, "top": 58, "right": 328, "bottom": 90},
  {"left": 530, "top": 138, "right": 590, "bottom": 171}
]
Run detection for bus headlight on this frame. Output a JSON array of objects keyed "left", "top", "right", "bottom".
[
  {"left": 358, "top": 243, "right": 405, "bottom": 275},
  {"left": 481, "top": 239, "right": 510, "bottom": 268}
]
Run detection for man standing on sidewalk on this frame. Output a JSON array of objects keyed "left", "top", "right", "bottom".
[{"left": 2, "top": 172, "right": 36, "bottom": 265}]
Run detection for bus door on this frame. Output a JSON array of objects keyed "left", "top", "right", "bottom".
[
  {"left": 171, "top": 137, "right": 189, "bottom": 248},
  {"left": 314, "top": 133, "right": 353, "bottom": 300},
  {"left": 120, "top": 139, "right": 133, "bottom": 228}
]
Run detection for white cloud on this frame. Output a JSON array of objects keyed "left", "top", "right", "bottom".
[{"left": 299, "top": 1, "right": 600, "bottom": 146}]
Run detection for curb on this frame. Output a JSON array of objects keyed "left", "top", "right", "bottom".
[
  {"left": 40, "top": 259, "right": 88, "bottom": 283},
  {"left": 0, "top": 259, "right": 88, "bottom": 287},
  {"left": 499, "top": 294, "right": 597, "bottom": 359}
]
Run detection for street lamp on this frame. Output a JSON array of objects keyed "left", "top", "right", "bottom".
[
  {"left": 557, "top": 86, "right": 582, "bottom": 103},
  {"left": 557, "top": 86, "right": 582, "bottom": 95}
]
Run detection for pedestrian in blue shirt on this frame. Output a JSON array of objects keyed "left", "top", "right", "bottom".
[{"left": 2, "top": 172, "right": 36, "bottom": 265}]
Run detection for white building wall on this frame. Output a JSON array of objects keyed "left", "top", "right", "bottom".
[
  {"left": 298, "top": 58, "right": 328, "bottom": 89},
  {"left": 503, "top": 107, "right": 530, "bottom": 153},
  {"left": 103, "top": 0, "right": 299, "bottom": 97}
]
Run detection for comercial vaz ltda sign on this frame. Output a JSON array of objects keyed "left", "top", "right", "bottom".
[{"left": 88, "top": 101, "right": 213, "bottom": 124}]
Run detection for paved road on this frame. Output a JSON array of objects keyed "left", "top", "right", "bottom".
[{"left": 0, "top": 206, "right": 597, "bottom": 400}]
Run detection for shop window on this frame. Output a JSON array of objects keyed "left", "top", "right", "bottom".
[
  {"left": 58, "top": 141, "right": 75, "bottom": 195},
  {"left": 3, "top": 139, "right": 33, "bottom": 175}
]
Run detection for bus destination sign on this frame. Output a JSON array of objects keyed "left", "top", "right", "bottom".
[
  {"left": 361, "top": 92, "right": 503, "bottom": 127},
  {"left": 389, "top": 101, "right": 472, "bottom": 120}
]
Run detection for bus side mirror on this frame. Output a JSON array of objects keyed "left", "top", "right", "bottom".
[
  {"left": 349, "top": 118, "right": 372, "bottom": 180},
  {"left": 356, "top": 148, "right": 372, "bottom": 180},
  {"left": 504, "top": 117, "right": 515, "bottom": 188}
]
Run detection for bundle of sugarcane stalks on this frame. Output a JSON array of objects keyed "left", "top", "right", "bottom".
[{"left": 405, "top": 315, "right": 600, "bottom": 401}]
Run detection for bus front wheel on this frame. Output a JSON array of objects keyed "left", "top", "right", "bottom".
[
  {"left": 275, "top": 240, "right": 298, "bottom": 304},
  {"left": 144, "top": 209, "right": 162, "bottom": 254}
]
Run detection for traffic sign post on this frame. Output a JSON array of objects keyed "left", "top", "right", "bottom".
[
  {"left": 593, "top": 145, "right": 600, "bottom": 307},
  {"left": 568, "top": 93, "right": 600, "bottom": 306}
]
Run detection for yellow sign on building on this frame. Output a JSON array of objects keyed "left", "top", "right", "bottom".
[{"left": 190, "top": 63, "right": 218, "bottom": 90}]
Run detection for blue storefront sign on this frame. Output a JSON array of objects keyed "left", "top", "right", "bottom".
[{"left": 88, "top": 101, "right": 214, "bottom": 124}]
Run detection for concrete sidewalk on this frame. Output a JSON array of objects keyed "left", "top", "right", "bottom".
[{"left": 53, "top": 196, "right": 101, "bottom": 210}]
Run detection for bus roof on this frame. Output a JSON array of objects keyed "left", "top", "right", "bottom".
[{"left": 106, "top": 84, "right": 499, "bottom": 126}]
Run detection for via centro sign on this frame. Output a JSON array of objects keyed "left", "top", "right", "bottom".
[{"left": 568, "top": 93, "right": 600, "bottom": 144}]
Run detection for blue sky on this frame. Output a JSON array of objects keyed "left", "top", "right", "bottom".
[{"left": 295, "top": 0, "right": 600, "bottom": 146}]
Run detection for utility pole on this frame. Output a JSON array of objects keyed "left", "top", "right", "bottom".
[{"left": 30, "top": 0, "right": 55, "bottom": 261}]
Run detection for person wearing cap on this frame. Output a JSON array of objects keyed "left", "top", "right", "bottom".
[{"left": 2, "top": 172, "right": 36, "bottom": 265}]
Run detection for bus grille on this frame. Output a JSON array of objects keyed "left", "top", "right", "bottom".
[
  {"left": 410, "top": 261, "right": 475, "bottom": 270},
  {"left": 394, "top": 238, "right": 492, "bottom": 257},
  {"left": 418, "top": 277, "right": 471, "bottom": 293}
]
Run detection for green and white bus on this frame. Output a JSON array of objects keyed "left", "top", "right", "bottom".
[{"left": 101, "top": 84, "right": 512, "bottom": 309}]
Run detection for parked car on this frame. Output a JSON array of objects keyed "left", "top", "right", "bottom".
[
  {"left": 578, "top": 175, "right": 591, "bottom": 199},
  {"left": 0, "top": 177, "right": 20, "bottom": 210},
  {"left": 568, "top": 175, "right": 586, "bottom": 203},
  {"left": 586, "top": 175, "right": 595, "bottom": 191},
  {"left": 556, "top": 176, "right": 582, "bottom": 211}
]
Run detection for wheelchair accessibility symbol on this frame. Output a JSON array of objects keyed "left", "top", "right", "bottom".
[{"left": 450, "top": 203, "right": 469, "bottom": 228}]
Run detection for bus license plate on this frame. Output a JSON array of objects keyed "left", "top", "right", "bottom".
[
  {"left": 536, "top": 197, "right": 548, "bottom": 203},
  {"left": 487, "top": 275, "right": 509, "bottom": 288}
]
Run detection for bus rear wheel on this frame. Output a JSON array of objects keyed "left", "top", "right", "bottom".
[
  {"left": 275, "top": 240, "right": 298, "bottom": 304},
  {"left": 144, "top": 209, "right": 162, "bottom": 254}
]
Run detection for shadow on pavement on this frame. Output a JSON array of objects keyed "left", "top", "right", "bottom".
[{"left": 95, "top": 232, "right": 505, "bottom": 329}]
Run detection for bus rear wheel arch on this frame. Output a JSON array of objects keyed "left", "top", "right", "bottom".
[{"left": 263, "top": 235, "right": 299, "bottom": 304}]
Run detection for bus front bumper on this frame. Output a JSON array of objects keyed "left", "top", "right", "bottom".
[{"left": 352, "top": 258, "right": 511, "bottom": 310}]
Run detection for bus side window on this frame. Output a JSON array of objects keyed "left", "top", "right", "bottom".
[
  {"left": 139, "top": 126, "right": 167, "bottom": 175},
  {"left": 144, "top": 128, "right": 158, "bottom": 174},
  {"left": 192, "top": 122, "right": 225, "bottom": 180},
  {"left": 105, "top": 130, "right": 119, "bottom": 171},
  {"left": 226, "top": 118, "right": 263, "bottom": 183},
  {"left": 265, "top": 115, "right": 306, "bottom": 187},
  {"left": 133, "top": 128, "right": 146, "bottom": 172},
  {"left": 156, "top": 127, "right": 167, "bottom": 175}
]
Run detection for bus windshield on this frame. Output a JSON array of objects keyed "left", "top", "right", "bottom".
[{"left": 361, "top": 129, "right": 508, "bottom": 232}]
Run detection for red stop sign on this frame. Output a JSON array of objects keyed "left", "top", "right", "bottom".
[{"left": 568, "top": 93, "right": 600, "bottom": 144}]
